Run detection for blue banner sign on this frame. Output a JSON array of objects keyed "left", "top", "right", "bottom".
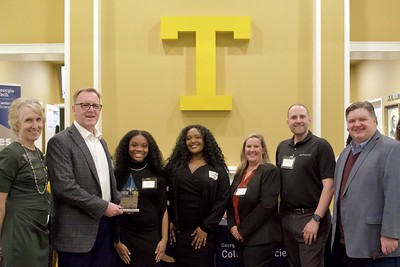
[{"left": 0, "top": 84, "right": 21, "bottom": 151}]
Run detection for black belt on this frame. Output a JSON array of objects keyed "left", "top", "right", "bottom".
[{"left": 285, "top": 208, "right": 315, "bottom": 215}]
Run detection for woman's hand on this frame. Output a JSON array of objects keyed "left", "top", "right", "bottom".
[
  {"left": 169, "top": 222, "right": 177, "bottom": 245},
  {"left": 114, "top": 241, "right": 131, "bottom": 264},
  {"left": 155, "top": 238, "right": 167, "bottom": 262},
  {"left": 230, "top": 225, "right": 243, "bottom": 242},
  {"left": 191, "top": 227, "right": 208, "bottom": 249}
]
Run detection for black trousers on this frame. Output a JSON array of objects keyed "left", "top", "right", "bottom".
[
  {"left": 331, "top": 232, "right": 400, "bottom": 267},
  {"left": 237, "top": 242, "right": 279, "bottom": 267}
]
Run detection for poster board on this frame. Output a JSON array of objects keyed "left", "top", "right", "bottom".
[{"left": 0, "top": 84, "right": 20, "bottom": 151}]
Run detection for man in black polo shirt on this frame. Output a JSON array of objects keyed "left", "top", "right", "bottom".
[{"left": 276, "top": 104, "right": 335, "bottom": 267}]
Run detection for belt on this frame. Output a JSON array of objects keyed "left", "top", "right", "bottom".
[{"left": 285, "top": 208, "right": 315, "bottom": 215}]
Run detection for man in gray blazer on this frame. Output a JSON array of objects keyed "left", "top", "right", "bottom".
[
  {"left": 47, "top": 88, "right": 122, "bottom": 267},
  {"left": 331, "top": 101, "right": 400, "bottom": 266}
]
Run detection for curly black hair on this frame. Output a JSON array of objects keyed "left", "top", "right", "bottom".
[
  {"left": 114, "top": 130, "right": 164, "bottom": 180},
  {"left": 165, "top": 124, "right": 228, "bottom": 176}
]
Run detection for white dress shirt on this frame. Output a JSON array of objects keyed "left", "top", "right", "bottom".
[{"left": 74, "top": 121, "right": 111, "bottom": 201}]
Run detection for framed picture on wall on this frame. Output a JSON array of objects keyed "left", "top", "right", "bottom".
[{"left": 384, "top": 104, "right": 400, "bottom": 139}]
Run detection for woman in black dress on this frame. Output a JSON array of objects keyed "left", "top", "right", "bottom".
[
  {"left": 227, "top": 133, "right": 281, "bottom": 267},
  {"left": 113, "top": 130, "right": 168, "bottom": 267},
  {"left": 165, "top": 124, "right": 230, "bottom": 267}
]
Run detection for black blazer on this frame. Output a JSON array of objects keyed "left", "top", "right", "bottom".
[{"left": 227, "top": 163, "right": 282, "bottom": 246}]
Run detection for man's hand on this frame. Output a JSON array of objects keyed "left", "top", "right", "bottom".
[
  {"left": 381, "top": 235, "right": 399, "bottom": 255},
  {"left": 103, "top": 202, "right": 123, "bottom": 217},
  {"left": 302, "top": 219, "right": 319, "bottom": 245}
]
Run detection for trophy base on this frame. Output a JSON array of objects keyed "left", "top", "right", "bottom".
[{"left": 122, "top": 208, "right": 140, "bottom": 213}]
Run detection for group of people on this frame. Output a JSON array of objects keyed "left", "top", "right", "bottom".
[{"left": 0, "top": 88, "right": 400, "bottom": 267}]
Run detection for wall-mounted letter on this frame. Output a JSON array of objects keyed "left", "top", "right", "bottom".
[{"left": 161, "top": 16, "right": 251, "bottom": 111}]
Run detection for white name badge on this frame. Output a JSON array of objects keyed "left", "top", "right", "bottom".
[
  {"left": 142, "top": 177, "right": 157, "bottom": 189},
  {"left": 281, "top": 156, "right": 295, "bottom": 169},
  {"left": 209, "top": 171, "right": 219, "bottom": 180},
  {"left": 235, "top": 187, "right": 247, "bottom": 196}
]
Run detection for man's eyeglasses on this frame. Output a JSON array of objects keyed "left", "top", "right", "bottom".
[{"left": 74, "top": 103, "right": 102, "bottom": 111}]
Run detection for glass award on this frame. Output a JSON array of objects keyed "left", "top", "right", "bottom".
[{"left": 120, "top": 189, "right": 139, "bottom": 213}]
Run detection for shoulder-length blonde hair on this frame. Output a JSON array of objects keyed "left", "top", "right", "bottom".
[{"left": 235, "top": 133, "right": 270, "bottom": 176}]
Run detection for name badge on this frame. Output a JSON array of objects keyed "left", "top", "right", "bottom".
[
  {"left": 281, "top": 156, "right": 295, "bottom": 169},
  {"left": 235, "top": 187, "right": 247, "bottom": 196},
  {"left": 142, "top": 177, "right": 157, "bottom": 189},
  {"left": 209, "top": 171, "right": 219, "bottom": 180}
]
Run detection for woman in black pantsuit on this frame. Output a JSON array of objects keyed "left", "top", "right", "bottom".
[{"left": 227, "top": 133, "right": 282, "bottom": 267}]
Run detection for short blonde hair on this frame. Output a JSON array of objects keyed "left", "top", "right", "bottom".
[{"left": 8, "top": 98, "right": 46, "bottom": 135}]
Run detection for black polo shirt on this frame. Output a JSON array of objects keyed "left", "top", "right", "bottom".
[{"left": 275, "top": 131, "right": 335, "bottom": 210}]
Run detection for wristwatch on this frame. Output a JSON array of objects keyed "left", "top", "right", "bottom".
[{"left": 312, "top": 214, "right": 321, "bottom": 222}]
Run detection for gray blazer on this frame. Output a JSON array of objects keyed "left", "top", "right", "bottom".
[
  {"left": 47, "top": 124, "right": 120, "bottom": 253},
  {"left": 331, "top": 130, "right": 400, "bottom": 258}
]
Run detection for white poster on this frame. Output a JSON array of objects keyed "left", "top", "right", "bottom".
[{"left": 45, "top": 104, "right": 60, "bottom": 151}]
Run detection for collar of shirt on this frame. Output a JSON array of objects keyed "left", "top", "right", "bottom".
[
  {"left": 74, "top": 121, "right": 102, "bottom": 140},
  {"left": 350, "top": 138, "right": 370, "bottom": 155},
  {"left": 290, "top": 131, "right": 313, "bottom": 147}
]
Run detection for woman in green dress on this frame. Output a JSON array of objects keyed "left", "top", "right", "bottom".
[{"left": 0, "top": 98, "right": 50, "bottom": 267}]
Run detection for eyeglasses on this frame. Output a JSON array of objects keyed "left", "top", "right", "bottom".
[{"left": 74, "top": 103, "right": 102, "bottom": 111}]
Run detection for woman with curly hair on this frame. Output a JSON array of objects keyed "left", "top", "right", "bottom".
[
  {"left": 113, "top": 130, "right": 168, "bottom": 267},
  {"left": 165, "top": 124, "right": 230, "bottom": 267}
]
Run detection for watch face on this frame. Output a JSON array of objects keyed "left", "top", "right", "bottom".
[{"left": 313, "top": 214, "right": 321, "bottom": 222}]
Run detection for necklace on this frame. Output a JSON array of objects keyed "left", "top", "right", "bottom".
[
  {"left": 19, "top": 142, "right": 49, "bottom": 195},
  {"left": 129, "top": 162, "right": 148, "bottom": 172}
]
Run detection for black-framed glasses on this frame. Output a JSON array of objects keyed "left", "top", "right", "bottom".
[{"left": 74, "top": 103, "right": 102, "bottom": 111}]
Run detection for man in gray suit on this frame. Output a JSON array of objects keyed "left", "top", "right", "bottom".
[
  {"left": 47, "top": 88, "right": 123, "bottom": 267},
  {"left": 331, "top": 101, "right": 400, "bottom": 266}
]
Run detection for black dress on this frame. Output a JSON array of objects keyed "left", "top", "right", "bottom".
[
  {"left": 116, "top": 165, "right": 167, "bottom": 267},
  {"left": 168, "top": 164, "right": 230, "bottom": 267}
]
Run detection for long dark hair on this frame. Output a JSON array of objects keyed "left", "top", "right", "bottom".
[
  {"left": 165, "top": 124, "right": 228, "bottom": 176},
  {"left": 114, "top": 130, "right": 164, "bottom": 180}
]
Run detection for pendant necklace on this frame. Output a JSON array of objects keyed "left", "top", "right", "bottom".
[
  {"left": 129, "top": 163, "right": 148, "bottom": 172},
  {"left": 19, "top": 142, "right": 49, "bottom": 195}
]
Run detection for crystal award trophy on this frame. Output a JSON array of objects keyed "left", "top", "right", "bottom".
[{"left": 120, "top": 189, "right": 139, "bottom": 213}]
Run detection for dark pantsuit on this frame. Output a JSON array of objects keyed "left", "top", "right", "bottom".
[{"left": 238, "top": 242, "right": 279, "bottom": 267}]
